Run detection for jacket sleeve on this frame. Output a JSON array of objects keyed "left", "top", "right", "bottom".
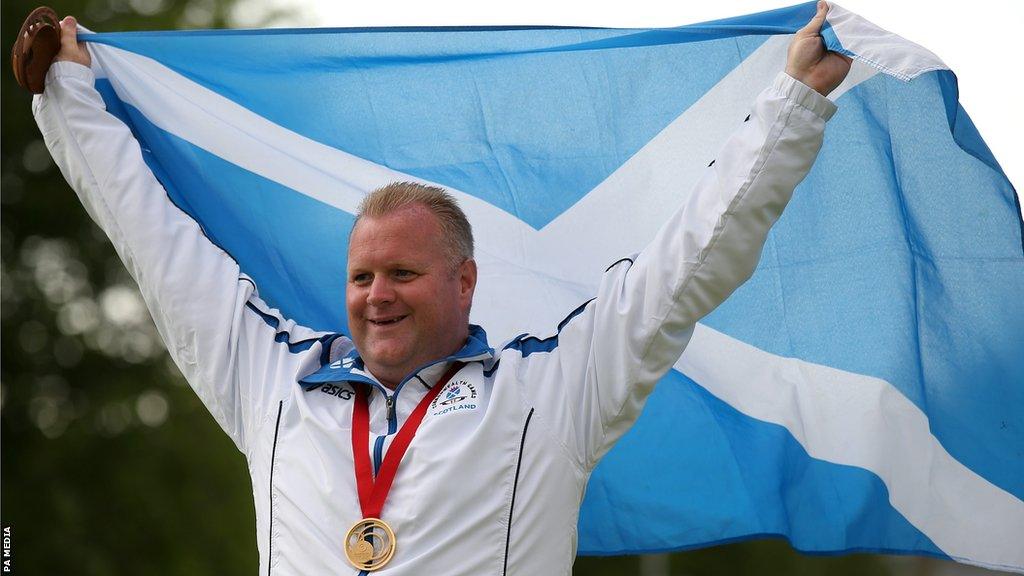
[
  {"left": 517, "top": 72, "right": 837, "bottom": 471},
  {"left": 32, "top": 61, "right": 334, "bottom": 454}
]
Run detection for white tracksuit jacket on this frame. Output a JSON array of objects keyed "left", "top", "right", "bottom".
[{"left": 34, "top": 61, "right": 836, "bottom": 575}]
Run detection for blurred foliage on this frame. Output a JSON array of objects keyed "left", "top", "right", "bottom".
[
  {"left": 1, "top": 0, "right": 285, "bottom": 574},
  {"left": 0, "top": 1, "right": 976, "bottom": 575}
]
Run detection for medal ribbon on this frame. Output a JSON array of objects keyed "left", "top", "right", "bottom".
[{"left": 352, "top": 362, "right": 465, "bottom": 519}]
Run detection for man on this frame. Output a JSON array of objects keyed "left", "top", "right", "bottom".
[{"left": 32, "top": 2, "right": 849, "bottom": 573}]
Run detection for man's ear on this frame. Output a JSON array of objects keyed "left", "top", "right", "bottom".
[{"left": 459, "top": 258, "right": 477, "bottom": 308}]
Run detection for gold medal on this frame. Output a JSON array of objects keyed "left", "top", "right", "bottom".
[{"left": 344, "top": 517, "right": 396, "bottom": 571}]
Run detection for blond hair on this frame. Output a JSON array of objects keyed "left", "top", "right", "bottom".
[{"left": 355, "top": 181, "right": 474, "bottom": 268}]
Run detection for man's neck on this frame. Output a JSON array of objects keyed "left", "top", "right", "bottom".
[
  {"left": 370, "top": 360, "right": 456, "bottom": 392},
  {"left": 365, "top": 334, "right": 471, "bottom": 391}
]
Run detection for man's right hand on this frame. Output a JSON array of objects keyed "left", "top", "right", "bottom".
[
  {"left": 785, "top": 1, "right": 851, "bottom": 96},
  {"left": 54, "top": 16, "right": 90, "bottom": 68}
]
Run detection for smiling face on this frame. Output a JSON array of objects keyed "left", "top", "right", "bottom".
[{"left": 346, "top": 203, "right": 477, "bottom": 389}]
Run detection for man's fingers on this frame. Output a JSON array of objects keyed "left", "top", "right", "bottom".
[
  {"left": 52, "top": 15, "right": 92, "bottom": 67},
  {"left": 797, "top": 0, "right": 829, "bottom": 37},
  {"left": 54, "top": 15, "right": 91, "bottom": 67},
  {"left": 57, "top": 15, "right": 84, "bottom": 57}
]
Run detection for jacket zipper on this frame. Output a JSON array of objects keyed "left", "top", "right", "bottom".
[
  {"left": 372, "top": 394, "right": 398, "bottom": 475},
  {"left": 365, "top": 356, "right": 481, "bottom": 474},
  {"left": 364, "top": 392, "right": 394, "bottom": 576}
]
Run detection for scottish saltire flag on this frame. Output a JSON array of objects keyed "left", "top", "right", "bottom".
[{"left": 77, "top": 1, "right": 1023, "bottom": 571}]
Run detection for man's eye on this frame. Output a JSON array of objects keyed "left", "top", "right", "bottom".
[
  {"left": 394, "top": 270, "right": 416, "bottom": 279},
  {"left": 351, "top": 273, "right": 371, "bottom": 285}
]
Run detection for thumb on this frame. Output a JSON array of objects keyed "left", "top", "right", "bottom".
[
  {"left": 797, "top": 1, "right": 828, "bottom": 37},
  {"left": 59, "top": 16, "right": 79, "bottom": 49},
  {"left": 55, "top": 16, "right": 91, "bottom": 67}
]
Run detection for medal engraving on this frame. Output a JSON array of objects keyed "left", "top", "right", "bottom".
[{"left": 344, "top": 518, "right": 396, "bottom": 571}]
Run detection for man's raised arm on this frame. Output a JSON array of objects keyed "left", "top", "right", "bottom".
[
  {"left": 31, "top": 17, "right": 336, "bottom": 454},
  {"left": 516, "top": 1, "right": 851, "bottom": 469}
]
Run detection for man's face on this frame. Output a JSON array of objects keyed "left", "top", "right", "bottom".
[{"left": 346, "top": 204, "right": 477, "bottom": 388}]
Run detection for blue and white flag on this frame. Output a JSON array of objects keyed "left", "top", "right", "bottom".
[{"left": 78, "top": 2, "right": 1023, "bottom": 571}]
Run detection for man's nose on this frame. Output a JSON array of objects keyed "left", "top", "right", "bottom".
[{"left": 366, "top": 276, "right": 396, "bottom": 306}]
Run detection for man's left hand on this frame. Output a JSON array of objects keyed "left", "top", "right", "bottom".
[{"left": 786, "top": 1, "right": 852, "bottom": 96}]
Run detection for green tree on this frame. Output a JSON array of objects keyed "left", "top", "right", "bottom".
[{"left": 2, "top": 1, "right": 288, "bottom": 574}]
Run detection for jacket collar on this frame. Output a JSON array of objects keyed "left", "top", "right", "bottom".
[{"left": 299, "top": 324, "right": 493, "bottom": 390}]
